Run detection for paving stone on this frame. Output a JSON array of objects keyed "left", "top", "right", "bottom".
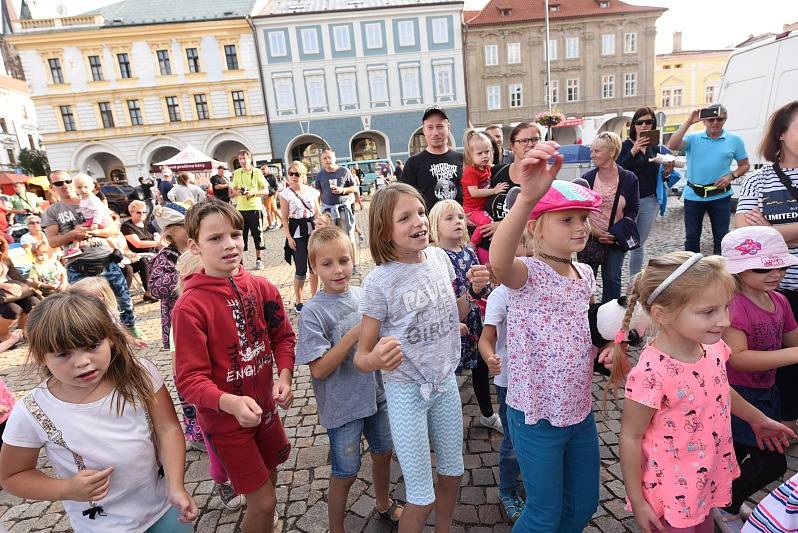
[
  {"left": 295, "top": 501, "right": 329, "bottom": 533},
  {"left": 460, "top": 486, "right": 486, "bottom": 505}
]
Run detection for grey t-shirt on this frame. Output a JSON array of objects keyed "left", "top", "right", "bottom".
[
  {"left": 41, "top": 202, "right": 112, "bottom": 264},
  {"left": 360, "top": 247, "right": 460, "bottom": 392},
  {"left": 315, "top": 167, "right": 353, "bottom": 206},
  {"left": 296, "top": 287, "right": 384, "bottom": 429}
]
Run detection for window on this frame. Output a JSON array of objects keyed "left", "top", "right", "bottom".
[
  {"left": 397, "top": 20, "right": 415, "bottom": 47},
  {"left": 60, "top": 105, "right": 76, "bottom": 131},
  {"left": 268, "top": 31, "right": 287, "bottom": 57},
  {"left": 127, "top": 100, "right": 143, "bottom": 125},
  {"left": 186, "top": 48, "right": 200, "bottom": 73},
  {"left": 672, "top": 88, "right": 683, "bottom": 106},
  {"left": 601, "top": 34, "right": 615, "bottom": 56},
  {"left": 157, "top": 50, "right": 171, "bottom": 75},
  {"left": 300, "top": 28, "right": 319, "bottom": 54},
  {"left": 601, "top": 74, "right": 615, "bottom": 98},
  {"left": 117, "top": 53, "right": 132, "bottom": 79},
  {"left": 507, "top": 42, "right": 521, "bottom": 64},
  {"left": 48, "top": 58, "right": 64, "bottom": 84},
  {"left": 305, "top": 73, "right": 327, "bottom": 111},
  {"left": 333, "top": 25, "right": 351, "bottom": 51},
  {"left": 661, "top": 88, "right": 672, "bottom": 107},
  {"left": 705, "top": 84, "right": 716, "bottom": 104},
  {"left": 368, "top": 67, "right": 389, "bottom": 107},
  {"left": 98, "top": 102, "right": 114, "bottom": 128},
  {"left": 565, "top": 37, "right": 579, "bottom": 59},
  {"left": 624, "top": 32, "right": 637, "bottom": 53},
  {"left": 509, "top": 83, "right": 522, "bottom": 108},
  {"left": 549, "top": 79, "right": 559, "bottom": 104},
  {"left": 273, "top": 75, "right": 296, "bottom": 114},
  {"left": 6, "top": 149, "right": 14, "bottom": 165},
  {"left": 88, "top": 55, "right": 103, "bottom": 81},
  {"left": 194, "top": 94, "right": 210, "bottom": 119},
  {"left": 431, "top": 17, "right": 448, "bottom": 44},
  {"left": 399, "top": 65, "right": 421, "bottom": 103},
  {"left": 337, "top": 71, "right": 358, "bottom": 110},
  {"left": 566, "top": 78, "right": 579, "bottom": 102},
  {"left": 166, "top": 96, "right": 181, "bottom": 122},
  {"left": 484, "top": 44, "right": 498, "bottom": 66},
  {"left": 624, "top": 72, "right": 637, "bottom": 97},
  {"left": 486, "top": 85, "right": 500, "bottom": 110},
  {"left": 364, "top": 23, "right": 383, "bottom": 49},
  {"left": 433, "top": 62, "right": 454, "bottom": 102},
  {"left": 0, "top": 118, "right": 5, "bottom": 132},
  {"left": 27, "top": 135, "right": 35, "bottom": 149},
  {"left": 232, "top": 90, "right": 246, "bottom": 116},
  {"left": 224, "top": 45, "right": 239, "bottom": 70},
  {"left": 545, "top": 39, "right": 557, "bottom": 60}
]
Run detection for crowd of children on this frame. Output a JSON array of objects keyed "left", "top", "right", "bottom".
[{"left": 2, "top": 140, "right": 798, "bottom": 533}]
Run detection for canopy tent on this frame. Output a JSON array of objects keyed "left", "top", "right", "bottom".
[{"left": 151, "top": 145, "right": 226, "bottom": 173}]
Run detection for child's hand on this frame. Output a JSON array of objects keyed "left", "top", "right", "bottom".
[
  {"left": 168, "top": 487, "right": 199, "bottom": 523},
  {"left": 485, "top": 354, "right": 501, "bottom": 375},
  {"left": 752, "top": 416, "right": 797, "bottom": 453},
  {"left": 347, "top": 323, "right": 361, "bottom": 341},
  {"left": 631, "top": 500, "right": 665, "bottom": 533},
  {"left": 459, "top": 323, "right": 469, "bottom": 336},
  {"left": 65, "top": 467, "right": 113, "bottom": 502},
  {"left": 371, "top": 336, "right": 403, "bottom": 371},
  {"left": 133, "top": 338, "right": 148, "bottom": 348},
  {"left": 9, "top": 329, "right": 23, "bottom": 342},
  {"left": 598, "top": 345, "right": 614, "bottom": 371},
  {"left": 509, "top": 141, "right": 563, "bottom": 202},
  {"left": 273, "top": 376, "right": 293, "bottom": 410},
  {"left": 227, "top": 395, "right": 262, "bottom": 428},
  {"left": 468, "top": 264, "right": 490, "bottom": 294},
  {"left": 493, "top": 182, "right": 509, "bottom": 194}
]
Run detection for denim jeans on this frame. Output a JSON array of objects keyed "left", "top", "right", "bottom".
[
  {"left": 496, "top": 386, "right": 521, "bottom": 495},
  {"left": 683, "top": 196, "right": 731, "bottom": 254},
  {"left": 592, "top": 246, "right": 626, "bottom": 303},
  {"left": 507, "top": 408, "right": 599, "bottom": 533},
  {"left": 629, "top": 194, "right": 659, "bottom": 278},
  {"left": 67, "top": 261, "right": 136, "bottom": 327}
]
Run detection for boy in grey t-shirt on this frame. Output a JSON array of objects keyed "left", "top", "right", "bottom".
[{"left": 296, "top": 227, "right": 401, "bottom": 531}]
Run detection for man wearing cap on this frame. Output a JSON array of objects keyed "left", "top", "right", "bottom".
[
  {"left": 210, "top": 165, "right": 231, "bottom": 203},
  {"left": 485, "top": 125, "right": 514, "bottom": 165},
  {"left": 42, "top": 170, "right": 139, "bottom": 335},
  {"left": 400, "top": 107, "right": 463, "bottom": 210},
  {"left": 157, "top": 167, "right": 175, "bottom": 205},
  {"left": 668, "top": 103, "right": 750, "bottom": 254}
]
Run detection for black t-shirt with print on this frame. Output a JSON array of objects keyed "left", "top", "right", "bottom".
[{"left": 399, "top": 149, "right": 463, "bottom": 211}]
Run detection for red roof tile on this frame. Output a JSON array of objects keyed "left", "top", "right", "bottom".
[
  {"left": 467, "top": 0, "right": 666, "bottom": 26},
  {"left": 463, "top": 10, "right": 480, "bottom": 22}
]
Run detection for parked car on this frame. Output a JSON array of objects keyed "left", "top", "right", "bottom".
[
  {"left": 101, "top": 183, "right": 139, "bottom": 216},
  {"left": 341, "top": 159, "right": 394, "bottom": 195}
]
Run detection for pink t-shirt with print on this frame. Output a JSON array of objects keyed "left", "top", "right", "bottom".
[
  {"left": 0, "top": 378, "right": 16, "bottom": 424},
  {"left": 506, "top": 257, "right": 595, "bottom": 427},
  {"left": 624, "top": 341, "right": 739, "bottom": 528}
]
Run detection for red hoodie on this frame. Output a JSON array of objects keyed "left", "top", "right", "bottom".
[{"left": 172, "top": 267, "right": 296, "bottom": 436}]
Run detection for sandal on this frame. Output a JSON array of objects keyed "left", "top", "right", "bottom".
[
  {"left": 500, "top": 494, "right": 523, "bottom": 523},
  {"left": 375, "top": 498, "right": 404, "bottom": 523}
]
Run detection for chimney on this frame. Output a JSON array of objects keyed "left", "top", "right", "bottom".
[{"left": 672, "top": 31, "right": 682, "bottom": 53}]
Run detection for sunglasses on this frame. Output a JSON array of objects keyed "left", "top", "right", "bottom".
[
  {"left": 513, "top": 137, "right": 541, "bottom": 145},
  {"left": 705, "top": 117, "right": 726, "bottom": 123},
  {"left": 133, "top": 211, "right": 147, "bottom": 214},
  {"left": 751, "top": 267, "right": 789, "bottom": 274},
  {"left": 51, "top": 179, "right": 72, "bottom": 187},
  {"left": 635, "top": 119, "right": 655, "bottom": 126},
  {"left": 288, "top": 171, "right": 301, "bottom": 177}
]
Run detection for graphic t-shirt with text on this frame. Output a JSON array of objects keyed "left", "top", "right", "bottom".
[{"left": 399, "top": 149, "right": 463, "bottom": 210}]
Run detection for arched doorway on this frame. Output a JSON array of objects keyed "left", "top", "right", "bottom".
[
  {"left": 212, "top": 140, "right": 250, "bottom": 170},
  {"left": 350, "top": 131, "right": 388, "bottom": 161},
  {"left": 547, "top": 126, "right": 581, "bottom": 145},
  {"left": 408, "top": 127, "right": 457, "bottom": 156},
  {"left": 83, "top": 152, "right": 126, "bottom": 183},
  {"left": 598, "top": 116, "right": 632, "bottom": 138},
  {"left": 286, "top": 135, "right": 329, "bottom": 179},
  {"left": 149, "top": 146, "right": 181, "bottom": 175}
]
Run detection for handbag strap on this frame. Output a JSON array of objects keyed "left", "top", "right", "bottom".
[
  {"left": 288, "top": 187, "right": 315, "bottom": 215},
  {"left": 602, "top": 172, "right": 624, "bottom": 232},
  {"left": 773, "top": 163, "right": 798, "bottom": 203}
]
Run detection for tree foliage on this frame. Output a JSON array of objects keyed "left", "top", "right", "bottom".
[{"left": 17, "top": 148, "right": 51, "bottom": 177}]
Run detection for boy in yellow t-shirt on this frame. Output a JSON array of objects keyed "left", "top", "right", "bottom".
[{"left": 230, "top": 149, "right": 268, "bottom": 270}]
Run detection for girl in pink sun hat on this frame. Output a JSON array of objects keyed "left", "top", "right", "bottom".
[{"left": 489, "top": 141, "right": 609, "bottom": 531}]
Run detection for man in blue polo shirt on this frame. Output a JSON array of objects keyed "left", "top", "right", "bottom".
[{"left": 668, "top": 103, "right": 750, "bottom": 254}]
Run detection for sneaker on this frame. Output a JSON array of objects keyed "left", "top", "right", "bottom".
[
  {"left": 499, "top": 492, "right": 523, "bottom": 523},
  {"left": 62, "top": 245, "right": 82, "bottom": 259},
  {"left": 216, "top": 482, "right": 243, "bottom": 511},
  {"left": 480, "top": 413, "right": 504, "bottom": 434},
  {"left": 255, "top": 259, "right": 264, "bottom": 270},
  {"left": 294, "top": 303, "right": 304, "bottom": 313}
]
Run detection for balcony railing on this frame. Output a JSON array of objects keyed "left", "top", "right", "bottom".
[{"left": 18, "top": 15, "right": 104, "bottom": 32}]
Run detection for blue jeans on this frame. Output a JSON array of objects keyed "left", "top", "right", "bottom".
[
  {"left": 629, "top": 194, "right": 659, "bottom": 278},
  {"left": 684, "top": 196, "right": 731, "bottom": 254},
  {"left": 327, "top": 397, "right": 393, "bottom": 478},
  {"left": 496, "top": 386, "right": 521, "bottom": 495},
  {"left": 507, "top": 408, "right": 599, "bottom": 533},
  {"left": 592, "top": 246, "right": 626, "bottom": 303},
  {"left": 146, "top": 506, "right": 192, "bottom": 533},
  {"left": 67, "top": 261, "right": 136, "bottom": 327}
]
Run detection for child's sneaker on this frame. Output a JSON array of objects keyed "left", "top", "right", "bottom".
[
  {"left": 216, "top": 482, "right": 242, "bottom": 511},
  {"left": 480, "top": 413, "right": 504, "bottom": 434},
  {"left": 499, "top": 491, "right": 523, "bottom": 523},
  {"left": 62, "top": 245, "right": 82, "bottom": 259}
]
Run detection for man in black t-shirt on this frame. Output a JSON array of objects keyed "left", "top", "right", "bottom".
[
  {"left": 400, "top": 107, "right": 463, "bottom": 210},
  {"left": 210, "top": 165, "right": 231, "bottom": 203}
]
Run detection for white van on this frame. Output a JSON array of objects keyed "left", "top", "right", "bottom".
[{"left": 718, "top": 30, "right": 798, "bottom": 167}]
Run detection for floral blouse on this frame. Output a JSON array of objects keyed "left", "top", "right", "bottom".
[{"left": 443, "top": 247, "right": 482, "bottom": 371}]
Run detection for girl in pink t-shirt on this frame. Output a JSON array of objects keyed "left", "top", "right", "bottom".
[{"left": 613, "top": 252, "right": 796, "bottom": 533}]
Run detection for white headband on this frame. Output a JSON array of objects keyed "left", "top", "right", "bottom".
[{"left": 646, "top": 253, "right": 703, "bottom": 305}]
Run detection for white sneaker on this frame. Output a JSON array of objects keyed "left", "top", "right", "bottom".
[
  {"left": 480, "top": 413, "right": 504, "bottom": 434},
  {"left": 255, "top": 259, "right": 264, "bottom": 270}
]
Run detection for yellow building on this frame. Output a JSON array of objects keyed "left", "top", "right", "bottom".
[
  {"left": 655, "top": 32, "right": 731, "bottom": 141},
  {"left": 6, "top": 0, "right": 270, "bottom": 183}
]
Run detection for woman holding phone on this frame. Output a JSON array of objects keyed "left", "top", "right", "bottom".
[{"left": 616, "top": 107, "right": 674, "bottom": 278}]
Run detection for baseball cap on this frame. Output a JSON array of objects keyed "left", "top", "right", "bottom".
[
  {"left": 529, "top": 180, "right": 602, "bottom": 220},
  {"left": 153, "top": 202, "right": 188, "bottom": 229},
  {"left": 721, "top": 226, "right": 798, "bottom": 274},
  {"left": 422, "top": 106, "right": 448, "bottom": 123}
]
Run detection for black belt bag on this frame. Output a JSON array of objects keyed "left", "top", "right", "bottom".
[
  {"left": 688, "top": 182, "right": 731, "bottom": 198},
  {"left": 71, "top": 250, "right": 124, "bottom": 276}
]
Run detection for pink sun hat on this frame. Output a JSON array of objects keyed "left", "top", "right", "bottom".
[{"left": 720, "top": 226, "right": 798, "bottom": 274}]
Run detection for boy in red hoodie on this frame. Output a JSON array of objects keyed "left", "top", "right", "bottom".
[{"left": 173, "top": 200, "right": 295, "bottom": 533}]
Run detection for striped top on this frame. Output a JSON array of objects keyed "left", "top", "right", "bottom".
[
  {"left": 742, "top": 473, "right": 798, "bottom": 532},
  {"left": 736, "top": 164, "right": 798, "bottom": 291}
]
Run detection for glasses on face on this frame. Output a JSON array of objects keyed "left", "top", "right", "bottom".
[
  {"left": 27, "top": 221, "right": 40, "bottom": 226},
  {"left": 288, "top": 171, "right": 301, "bottom": 177},
  {"left": 705, "top": 117, "right": 726, "bottom": 123},
  {"left": 133, "top": 211, "right": 147, "bottom": 215},
  {"left": 751, "top": 267, "right": 789, "bottom": 274},
  {"left": 51, "top": 179, "right": 72, "bottom": 187},
  {"left": 635, "top": 119, "right": 655, "bottom": 126},
  {"left": 513, "top": 137, "right": 541, "bottom": 145}
]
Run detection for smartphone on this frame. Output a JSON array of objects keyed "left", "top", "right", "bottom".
[
  {"left": 699, "top": 107, "right": 720, "bottom": 120},
  {"left": 640, "top": 129, "right": 660, "bottom": 146}
]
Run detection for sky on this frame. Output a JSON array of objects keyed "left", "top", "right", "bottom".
[{"left": 14, "top": 0, "right": 798, "bottom": 55}]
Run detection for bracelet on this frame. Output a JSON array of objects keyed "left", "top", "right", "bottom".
[{"left": 468, "top": 285, "right": 486, "bottom": 300}]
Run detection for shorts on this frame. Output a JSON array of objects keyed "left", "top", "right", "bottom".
[
  {"left": 327, "top": 397, "right": 393, "bottom": 478},
  {"left": 204, "top": 410, "right": 291, "bottom": 495},
  {"left": 145, "top": 506, "right": 193, "bottom": 533},
  {"left": 384, "top": 374, "right": 464, "bottom": 505}
]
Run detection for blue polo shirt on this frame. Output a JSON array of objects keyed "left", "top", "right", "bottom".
[{"left": 682, "top": 129, "right": 747, "bottom": 202}]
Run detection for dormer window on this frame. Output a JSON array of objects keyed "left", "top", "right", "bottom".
[
  {"left": 549, "top": 3, "right": 560, "bottom": 12},
  {"left": 599, "top": 1, "right": 610, "bottom": 7},
  {"left": 499, "top": 7, "right": 511, "bottom": 16}
]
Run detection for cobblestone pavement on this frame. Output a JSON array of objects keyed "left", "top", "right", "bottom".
[{"left": 1, "top": 199, "right": 796, "bottom": 532}]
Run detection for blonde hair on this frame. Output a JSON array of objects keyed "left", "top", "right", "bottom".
[
  {"left": 593, "top": 131, "right": 623, "bottom": 159},
  {"left": 27, "top": 292, "right": 155, "bottom": 415},
  {"left": 527, "top": 211, "right": 588, "bottom": 261},
  {"left": 128, "top": 200, "right": 146, "bottom": 215},
  {"left": 463, "top": 129, "right": 493, "bottom": 167},
  {"left": 428, "top": 199, "right": 469, "bottom": 248},
  {"left": 69, "top": 276, "right": 117, "bottom": 315},
  {"left": 308, "top": 226, "right": 351, "bottom": 269},
  {"left": 288, "top": 160, "right": 308, "bottom": 177},
  {"left": 176, "top": 251, "right": 203, "bottom": 294},
  {"left": 368, "top": 182, "right": 427, "bottom": 265},
  {"left": 609, "top": 252, "right": 735, "bottom": 388}
]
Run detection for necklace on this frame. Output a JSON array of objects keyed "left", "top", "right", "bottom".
[{"left": 538, "top": 251, "right": 572, "bottom": 264}]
